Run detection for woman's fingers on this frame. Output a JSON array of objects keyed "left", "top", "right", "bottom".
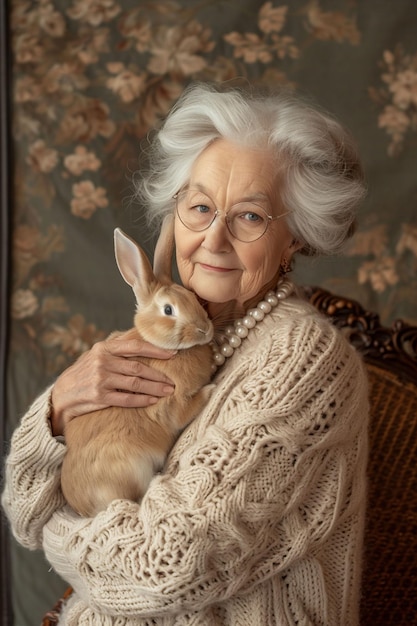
[
  {"left": 103, "top": 332, "right": 177, "bottom": 361},
  {"left": 97, "top": 345, "right": 175, "bottom": 385},
  {"left": 50, "top": 335, "right": 177, "bottom": 436},
  {"left": 100, "top": 369, "right": 175, "bottom": 399}
]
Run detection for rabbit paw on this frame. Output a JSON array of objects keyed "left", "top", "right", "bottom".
[{"left": 201, "top": 383, "right": 216, "bottom": 402}]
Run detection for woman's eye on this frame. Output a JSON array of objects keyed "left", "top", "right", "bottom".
[
  {"left": 163, "top": 304, "right": 174, "bottom": 316},
  {"left": 241, "top": 211, "right": 263, "bottom": 223},
  {"left": 192, "top": 204, "right": 210, "bottom": 214}
]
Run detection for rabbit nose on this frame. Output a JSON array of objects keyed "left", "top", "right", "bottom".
[{"left": 197, "top": 325, "right": 214, "bottom": 340}]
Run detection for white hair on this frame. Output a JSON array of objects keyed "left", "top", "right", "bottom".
[{"left": 135, "top": 83, "right": 366, "bottom": 256}]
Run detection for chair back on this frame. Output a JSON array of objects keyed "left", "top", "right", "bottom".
[{"left": 305, "top": 287, "right": 417, "bottom": 626}]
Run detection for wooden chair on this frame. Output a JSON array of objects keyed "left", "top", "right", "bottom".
[
  {"left": 42, "top": 287, "right": 417, "bottom": 626},
  {"left": 305, "top": 286, "right": 417, "bottom": 625}
]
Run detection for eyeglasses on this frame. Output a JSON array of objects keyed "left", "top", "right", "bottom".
[{"left": 174, "top": 188, "right": 291, "bottom": 243}]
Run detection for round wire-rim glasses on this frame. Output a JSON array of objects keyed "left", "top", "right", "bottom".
[{"left": 174, "top": 187, "right": 291, "bottom": 243}]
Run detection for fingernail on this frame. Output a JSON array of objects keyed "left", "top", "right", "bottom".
[{"left": 163, "top": 385, "right": 175, "bottom": 394}]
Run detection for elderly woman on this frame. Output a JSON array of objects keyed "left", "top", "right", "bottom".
[{"left": 2, "top": 83, "right": 368, "bottom": 625}]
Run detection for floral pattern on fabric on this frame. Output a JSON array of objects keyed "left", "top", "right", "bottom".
[{"left": 5, "top": 6, "right": 417, "bottom": 621}]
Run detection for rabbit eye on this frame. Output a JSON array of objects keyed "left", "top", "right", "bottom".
[{"left": 163, "top": 304, "right": 174, "bottom": 316}]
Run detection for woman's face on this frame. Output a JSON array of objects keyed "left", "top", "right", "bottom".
[{"left": 174, "top": 139, "right": 296, "bottom": 314}]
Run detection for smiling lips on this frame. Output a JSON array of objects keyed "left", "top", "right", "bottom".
[{"left": 198, "top": 262, "right": 235, "bottom": 273}]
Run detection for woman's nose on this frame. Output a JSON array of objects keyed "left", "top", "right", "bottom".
[{"left": 201, "top": 214, "right": 233, "bottom": 252}]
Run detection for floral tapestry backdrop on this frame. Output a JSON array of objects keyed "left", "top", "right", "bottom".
[{"left": 5, "top": 0, "right": 417, "bottom": 624}]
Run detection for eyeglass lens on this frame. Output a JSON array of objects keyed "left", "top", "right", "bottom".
[{"left": 175, "top": 188, "right": 272, "bottom": 242}]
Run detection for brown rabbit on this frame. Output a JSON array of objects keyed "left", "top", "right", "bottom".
[{"left": 60, "top": 217, "right": 215, "bottom": 517}]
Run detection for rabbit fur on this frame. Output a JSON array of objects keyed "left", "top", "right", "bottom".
[{"left": 61, "top": 217, "right": 215, "bottom": 517}]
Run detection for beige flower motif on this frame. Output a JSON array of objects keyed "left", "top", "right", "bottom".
[
  {"left": 41, "top": 296, "right": 69, "bottom": 315},
  {"left": 27, "top": 140, "right": 59, "bottom": 173},
  {"left": 12, "top": 0, "right": 65, "bottom": 66},
  {"left": 14, "top": 33, "right": 43, "bottom": 64},
  {"left": 14, "top": 225, "right": 42, "bottom": 262},
  {"left": 106, "top": 63, "right": 146, "bottom": 103},
  {"left": 302, "top": 0, "right": 361, "bottom": 44},
  {"left": 396, "top": 223, "right": 417, "bottom": 257},
  {"left": 358, "top": 257, "right": 398, "bottom": 292},
  {"left": 198, "top": 53, "right": 239, "bottom": 84},
  {"left": 14, "top": 224, "right": 64, "bottom": 262},
  {"left": 258, "top": 3, "right": 288, "bottom": 34},
  {"left": 271, "top": 34, "right": 299, "bottom": 60},
  {"left": 147, "top": 21, "right": 214, "bottom": 76},
  {"left": 378, "top": 104, "right": 410, "bottom": 134},
  {"left": 42, "top": 314, "right": 106, "bottom": 357},
  {"left": 64, "top": 146, "right": 101, "bottom": 176},
  {"left": 225, "top": 3, "right": 298, "bottom": 63},
  {"left": 67, "top": 0, "right": 121, "bottom": 26},
  {"left": 15, "top": 76, "right": 42, "bottom": 103},
  {"left": 72, "top": 27, "right": 110, "bottom": 64},
  {"left": 388, "top": 69, "right": 417, "bottom": 109},
  {"left": 119, "top": 11, "right": 152, "bottom": 53},
  {"left": 70, "top": 181, "right": 109, "bottom": 219},
  {"left": 58, "top": 100, "right": 116, "bottom": 143},
  {"left": 42, "top": 63, "right": 90, "bottom": 95},
  {"left": 14, "top": 114, "right": 42, "bottom": 141},
  {"left": 11, "top": 289, "right": 39, "bottom": 320},
  {"left": 135, "top": 80, "right": 184, "bottom": 135},
  {"left": 224, "top": 32, "right": 273, "bottom": 64},
  {"left": 11, "top": 0, "right": 33, "bottom": 32},
  {"left": 13, "top": 224, "right": 65, "bottom": 286},
  {"left": 378, "top": 104, "right": 410, "bottom": 155},
  {"left": 371, "top": 47, "right": 417, "bottom": 156},
  {"left": 347, "top": 225, "right": 388, "bottom": 257},
  {"left": 38, "top": 2, "right": 66, "bottom": 37}
]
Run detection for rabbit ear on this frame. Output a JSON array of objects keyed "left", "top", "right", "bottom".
[
  {"left": 153, "top": 214, "right": 174, "bottom": 284},
  {"left": 114, "top": 228, "right": 155, "bottom": 300}
]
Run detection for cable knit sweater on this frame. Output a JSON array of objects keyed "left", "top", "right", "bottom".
[{"left": 2, "top": 296, "right": 369, "bottom": 626}]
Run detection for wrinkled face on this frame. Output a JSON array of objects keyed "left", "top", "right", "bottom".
[{"left": 174, "top": 139, "right": 296, "bottom": 315}]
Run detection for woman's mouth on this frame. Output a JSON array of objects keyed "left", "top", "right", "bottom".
[{"left": 198, "top": 262, "right": 234, "bottom": 273}]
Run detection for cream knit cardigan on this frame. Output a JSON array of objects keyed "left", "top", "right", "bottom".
[{"left": 2, "top": 297, "right": 369, "bottom": 626}]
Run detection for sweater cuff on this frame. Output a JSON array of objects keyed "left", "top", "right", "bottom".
[{"left": 43, "top": 506, "right": 92, "bottom": 596}]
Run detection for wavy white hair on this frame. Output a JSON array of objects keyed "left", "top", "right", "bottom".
[{"left": 135, "top": 83, "right": 366, "bottom": 256}]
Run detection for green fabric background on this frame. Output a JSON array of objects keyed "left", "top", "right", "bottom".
[{"left": 6, "top": 0, "right": 417, "bottom": 623}]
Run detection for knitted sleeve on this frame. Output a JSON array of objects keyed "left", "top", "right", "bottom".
[
  {"left": 1, "top": 386, "right": 67, "bottom": 550},
  {"left": 42, "top": 313, "right": 369, "bottom": 619}
]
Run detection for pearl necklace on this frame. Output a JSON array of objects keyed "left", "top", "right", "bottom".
[{"left": 211, "top": 278, "right": 295, "bottom": 370}]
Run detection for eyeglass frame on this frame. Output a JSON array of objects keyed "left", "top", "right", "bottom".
[{"left": 173, "top": 188, "right": 291, "bottom": 243}]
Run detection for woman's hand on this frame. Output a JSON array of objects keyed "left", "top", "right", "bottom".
[{"left": 50, "top": 332, "right": 176, "bottom": 437}]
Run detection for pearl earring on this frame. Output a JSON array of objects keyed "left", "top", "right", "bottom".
[{"left": 280, "top": 258, "right": 292, "bottom": 275}]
